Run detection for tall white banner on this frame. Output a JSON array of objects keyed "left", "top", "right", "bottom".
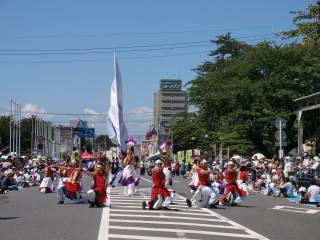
[{"left": 107, "top": 52, "right": 128, "bottom": 152}]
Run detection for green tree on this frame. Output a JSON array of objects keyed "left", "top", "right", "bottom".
[
  {"left": 95, "top": 134, "right": 114, "bottom": 150},
  {"left": 280, "top": 0, "right": 320, "bottom": 44},
  {"left": 20, "top": 118, "right": 32, "bottom": 152},
  {"left": 186, "top": 34, "right": 320, "bottom": 158},
  {"left": 0, "top": 115, "right": 10, "bottom": 152}
]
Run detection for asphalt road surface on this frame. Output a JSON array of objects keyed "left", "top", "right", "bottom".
[{"left": 1, "top": 174, "right": 319, "bottom": 240}]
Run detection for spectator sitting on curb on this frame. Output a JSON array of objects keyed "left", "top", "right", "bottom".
[
  {"left": 276, "top": 176, "right": 295, "bottom": 198},
  {"left": 296, "top": 187, "right": 309, "bottom": 204}
]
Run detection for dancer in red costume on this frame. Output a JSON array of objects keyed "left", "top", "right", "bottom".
[
  {"left": 142, "top": 159, "right": 173, "bottom": 210},
  {"left": 219, "top": 160, "right": 247, "bottom": 206},
  {"left": 56, "top": 158, "right": 88, "bottom": 204},
  {"left": 186, "top": 159, "right": 219, "bottom": 208},
  {"left": 83, "top": 162, "right": 108, "bottom": 208}
]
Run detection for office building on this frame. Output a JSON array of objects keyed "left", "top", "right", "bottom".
[{"left": 153, "top": 79, "right": 187, "bottom": 139}]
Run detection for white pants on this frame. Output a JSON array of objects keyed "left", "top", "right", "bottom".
[
  {"left": 123, "top": 183, "right": 135, "bottom": 196},
  {"left": 146, "top": 195, "right": 173, "bottom": 209},
  {"left": 39, "top": 177, "right": 53, "bottom": 193},
  {"left": 87, "top": 189, "right": 111, "bottom": 207},
  {"left": 192, "top": 185, "right": 219, "bottom": 208},
  {"left": 56, "top": 185, "right": 88, "bottom": 204}
]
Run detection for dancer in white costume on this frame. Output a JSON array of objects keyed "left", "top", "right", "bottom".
[
  {"left": 39, "top": 164, "right": 55, "bottom": 193},
  {"left": 119, "top": 147, "right": 139, "bottom": 196},
  {"left": 188, "top": 158, "right": 200, "bottom": 194}
]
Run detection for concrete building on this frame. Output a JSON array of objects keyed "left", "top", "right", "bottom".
[{"left": 153, "top": 79, "right": 187, "bottom": 142}]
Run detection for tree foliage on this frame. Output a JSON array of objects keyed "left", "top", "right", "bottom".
[
  {"left": 179, "top": 31, "right": 320, "bottom": 158},
  {"left": 280, "top": 0, "right": 320, "bottom": 44}
]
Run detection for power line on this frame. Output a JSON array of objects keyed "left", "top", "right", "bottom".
[
  {"left": 0, "top": 37, "right": 287, "bottom": 64},
  {"left": 0, "top": 33, "right": 277, "bottom": 53},
  {"left": 0, "top": 25, "right": 290, "bottom": 39}
]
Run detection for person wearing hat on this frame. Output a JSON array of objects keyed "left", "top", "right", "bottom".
[
  {"left": 83, "top": 161, "right": 110, "bottom": 208},
  {"left": 219, "top": 160, "right": 247, "bottom": 206},
  {"left": 142, "top": 159, "right": 173, "bottom": 210},
  {"left": 297, "top": 187, "right": 309, "bottom": 204},
  {"left": 186, "top": 159, "right": 219, "bottom": 208}
]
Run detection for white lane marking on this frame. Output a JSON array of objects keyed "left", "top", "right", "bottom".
[
  {"left": 141, "top": 177, "right": 152, "bottom": 183},
  {"left": 111, "top": 205, "right": 204, "bottom": 212},
  {"left": 109, "top": 214, "right": 227, "bottom": 222},
  {"left": 109, "top": 226, "right": 260, "bottom": 239},
  {"left": 200, "top": 206, "right": 269, "bottom": 240},
  {"left": 269, "top": 206, "right": 320, "bottom": 214},
  {"left": 109, "top": 199, "right": 186, "bottom": 203},
  {"left": 97, "top": 207, "right": 110, "bottom": 240},
  {"left": 110, "top": 219, "right": 241, "bottom": 229},
  {"left": 111, "top": 209, "right": 213, "bottom": 217},
  {"left": 108, "top": 234, "right": 201, "bottom": 240},
  {"left": 176, "top": 192, "right": 269, "bottom": 240}
]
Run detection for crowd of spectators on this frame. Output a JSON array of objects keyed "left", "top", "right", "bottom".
[{"left": 0, "top": 152, "right": 60, "bottom": 195}]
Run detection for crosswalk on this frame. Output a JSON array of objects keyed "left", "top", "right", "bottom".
[{"left": 98, "top": 187, "right": 269, "bottom": 240}]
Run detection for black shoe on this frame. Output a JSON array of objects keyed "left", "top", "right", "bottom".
[
  {"left": 142, "top": 201, "right": 147, "bottom": 209},
  {"left": 96, "top": 203, "right": 103, "bottom": 208},
  {"left": 89, "top": 202, "right": 95, "bottom": 208},
  {"left": 57, "top": 201, "right": 64, "bottom": 204},
  {"left": 208, "top": 204, "right": 218, "bottom": 209},
  {"left": 186, "top": 198, "right": 192, "bottom": 207},
  {"left": 112, "top": 185, "right": 115, "bottom": 188},
  {"left": 316, "top": 203, "right": 320, "bottom": 207}
]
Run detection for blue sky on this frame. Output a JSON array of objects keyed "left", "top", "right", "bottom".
[{"left": 0, "top": 0, "right": 312, "bottom": 138}]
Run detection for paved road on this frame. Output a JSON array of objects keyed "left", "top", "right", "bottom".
[{"left": 1, "top": 174, "right": 319, "bottom": 240}]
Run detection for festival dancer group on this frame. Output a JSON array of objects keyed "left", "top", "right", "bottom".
[{"left": 40, "top": 136, "right": 247, "bottom": 210}]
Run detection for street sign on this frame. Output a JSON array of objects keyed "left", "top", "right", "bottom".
[
  {"left": 77, "top": 128, "right": 95, "bottom": 138},
  {"left": 275, "top": 130, "right": 287, "bottom": 141},
  {"left": 275, "top": 141, "right": 287, "bottom": 147},
  {"left": 275, "top": 118, "right": 286, "bottom": 129}
]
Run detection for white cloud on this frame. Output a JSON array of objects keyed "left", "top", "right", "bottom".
[{"left": 22, "top": 103, "right": 54, "bottom": 120}]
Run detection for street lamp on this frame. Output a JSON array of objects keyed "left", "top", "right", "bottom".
[
  {"left": 191, "top": 137, "right": 196, "bottom": 148},
  {"left": 204, "top": 134, "right": 209, "bottom": 158},
  {"left": 205, "top": 134, "right": 209, "bottom": 149}
]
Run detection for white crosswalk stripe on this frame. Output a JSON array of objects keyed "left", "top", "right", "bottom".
[{"left": 97, "top": 187, "right": 269, "bottom": 240}]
